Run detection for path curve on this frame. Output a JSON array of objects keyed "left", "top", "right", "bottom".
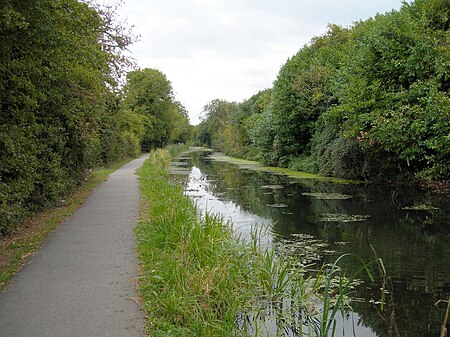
[{"left": 0, "top": 155, "right": 149, "bottom": 337}]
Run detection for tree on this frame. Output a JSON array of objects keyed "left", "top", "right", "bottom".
[
  {"left": 0, "top": 0, "right": 134, "bottom": 234},
  {"left": 271, "top": 25, "right": 351, "bottom": 166},
  {"left": 196, "top": 99, "right": 238, "bottom": 152},
  {"left": 123, "top": 68, "right": 191, "bottom": 149},
  {"left": 332, "top": 1, "right": 450, "bottom": 179}
]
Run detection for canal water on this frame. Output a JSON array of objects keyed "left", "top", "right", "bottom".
[{"left": 170, "top": 149, "right": 450, "bottom": 337}]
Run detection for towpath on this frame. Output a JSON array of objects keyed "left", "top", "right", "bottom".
[{"left": 0, "top": 155, "right": 148, "bottom": 337}]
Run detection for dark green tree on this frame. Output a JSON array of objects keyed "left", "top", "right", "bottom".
[
  {"left": 331, "top": 0, "right": 450, "bottom": 180},
  {"left": 0, "top": 0, "right": 134, "bottom": 234},
  {"left": 271, "top": 25, "right": 351, "bottom": 166}
]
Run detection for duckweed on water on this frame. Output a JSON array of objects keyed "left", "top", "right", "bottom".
[
  {"left": 402, "top": 204, "right": 440, "bottom": 211},
  {"left": 171, "top": 161, "right": 189, "bottom": 166},
  {"left": 168, "top": 161, "right": 192, "bottom": 175},
  {"left": 291, "top": 233, "right": 314, "bottom": 239},
  {"left": 168, "top": 168, "right": 191, "bottom": 175},
  {"left": 302, "top": 192, "right": 353, "bottom": 200},
  {"left": 318, "top": 213, "right": 371, "bottom": 223},
  {"left": 261, "top": 185, "right": 285, "bottom": 190},
  {"left": 267, "top": 203, "right": 288, "bottom": 208},
  {"left": 208, "top": 152, "right": 358, "bottom": 184},
  {"left": 278, "top": 237, "right": 329, "bottom": 265}
]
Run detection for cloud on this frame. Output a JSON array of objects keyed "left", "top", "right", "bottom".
[{"left": 119, "top": 0, "right": 403, "bottom": 124}]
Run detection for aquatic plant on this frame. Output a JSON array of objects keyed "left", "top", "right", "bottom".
[
  {"left": 261, "top": 185, "right": 285, "bottom": 190},
  {"left": 209, "top": 153, "right": 357, "bottom": 184},
  {"left": 267, "top": 204, "right": 289, "bottom": 208},
  {"left": 437, "top": 297, "right": 450, "bottom": 337},
  {"left": 318, "top": 213, "right": 371, "bottom": 223},
  {"left": 402, "top": 204, "right": 440, "bottom": 211},
  {"left": 302, "top": 193, "right": 353, "bottom": 200},
  {"left": 307, "top": 254, "right": 384, "bottom": 337}
]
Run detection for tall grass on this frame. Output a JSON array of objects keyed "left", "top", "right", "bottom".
[
  {"left": 137, "top": 149, "right": 383, "bottom": 336},
  {"left": 137, "top": 149, "right": 255, "bottom": 336},
  {"left": 165, "top": 143, "right": 190, "bottom": 157}
]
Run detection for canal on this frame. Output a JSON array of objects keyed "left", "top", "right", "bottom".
[{"left": 170, "top": 149, "right": 450, "bottom": 336}]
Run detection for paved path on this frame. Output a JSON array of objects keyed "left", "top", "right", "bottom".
[{"left": 0, "top": 155, "right": 149, "bottom": 337}]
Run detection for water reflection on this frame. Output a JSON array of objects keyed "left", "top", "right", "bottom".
[
  {"left": 185, "top": 166, "right": 272, "bottom": 245},
  {"left": 170, "top": 150, "right": 450, "bottom": 337}
]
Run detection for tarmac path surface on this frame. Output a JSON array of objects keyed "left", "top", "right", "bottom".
[{"left": 0, "top": 155, "right": 149, "bottom": 337}]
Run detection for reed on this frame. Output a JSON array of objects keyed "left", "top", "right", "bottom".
[{"left": 309, "top": 254, "right": 383, "bottom": 337}]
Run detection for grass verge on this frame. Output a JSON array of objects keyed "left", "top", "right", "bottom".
[
  {"left": 137, "top": 149, "right": 382, "bottom": 336},
  {"left": 0, "top": 157, "right": 137, "bottom": 291},
  {"left": 137, "top": 149, "right": 256, "bottom": 336}
]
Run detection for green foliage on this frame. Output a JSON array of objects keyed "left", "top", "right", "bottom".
[
  {"left": 334, "top": 1, "right": 450, "bottom": 180},
  {"left": 0, "top": 0, "right": 135, "bottom": 235},
  {"left": 271, "top": 25, "right": 351, "bottom": 165},
  {"left": 195, "top": 91, "right": 274, "bottom": 162},
  {"left": 100, "top": 107, "right": 146, "bottom": 163},
  {"left": 195, "top": 99, "right": 239, "bottom": 152},
  {"left": 124, "top": 68, "right": 191, "bottom": 150},
  {"left": 0, "top": 5, "right": 192, "bottom": 234},
  {"left": 245, "top": 108, "right": 278, "bottom": 164},
  {"left": 197, "top": 0, "right": 449, "bottom": 183}
]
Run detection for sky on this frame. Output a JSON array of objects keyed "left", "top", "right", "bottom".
[{"left": 115, "top": 0, "right": 403, "bottom": 124}]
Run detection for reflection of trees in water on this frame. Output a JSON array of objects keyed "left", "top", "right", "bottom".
[
  {"left": 316, "top": 212, "right": 450, "bottom": 336},
  {"left": 351, "top": 279, "right": 447, "bottom": 337},
  {"left": 181, "top": 152, "right": 450, "bottom": 336}
]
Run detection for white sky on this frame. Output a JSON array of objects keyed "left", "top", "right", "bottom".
[{"left": 116, "top": 0, "right": 403, "bottom": 124}]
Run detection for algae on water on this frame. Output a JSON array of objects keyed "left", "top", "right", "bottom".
[
  {"left": 302, "top": 192, "right": 353, "bottom": 200},
  {"left": 402, "top": 204, "right": 440, "bottom": 211},
  {"left": 261, "top": 185, "right": 285, "bottom": 190},
  {"left": 318, "top": 213, "right": 371, "bottom": 223},
  {"left": 267, "top": 203, "right": 288, "bottom": 208}
]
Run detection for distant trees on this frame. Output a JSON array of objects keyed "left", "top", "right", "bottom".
[
  {"left": 195, "top": 0, "right": 449, "bottom": 182},
  {"left": 123, "top": 68, "right": 191, "bottom": 150},
  {"left": 196, "top": 99, "right": 238, "bottom": 152},
  {"left": 0, "top": 1, "right": 191, "bottom": 235}
]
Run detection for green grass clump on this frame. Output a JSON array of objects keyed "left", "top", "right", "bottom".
[
  {"left": 165, "top": 143, "right": 190, "bottom": 157},
  {"left": 138, "top": 149, "right": 258, "bottom": 336}
]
